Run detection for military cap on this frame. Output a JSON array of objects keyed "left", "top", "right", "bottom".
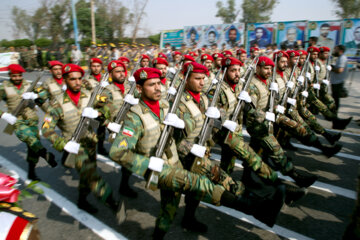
[
  {"left": 172, "top": 51, "right": 182, "bottom": 56},
  {"left": 118, "top": 57, "right": 130, "bottom": 63},
  {"left": 212, "top": 53, "right": 224, "bottom": 59},
  {"left": 108, "top": 60, "right": 127, "bottom": 75},
  {"left": 257, "top": 56, "right": 275, "bottom": 67},
  {"left": 250, "top": 47, "right": 260, "bottom": 52},
  {"left": 152, "top": 57, "right": 168, "bottom": 66},
  {"left": 97, "top": 44, "right": 102, "bottom": 47},
  {"left": 273, "top": 51, "right": 289, "bottom": 61},
  {"left": 141, "top": 54, "right": 150, "bottom": 60},
  {"left": 221, "top": 57, "right": 243, "bottom": 67},
  {"left": 201, "top": 54, "right": 214, "bottom": 62},
  {"left": 7, "top": 64, "right": 25, "bottom": 74},
  {"left": 62, "top": 64, "right": 85, "bottom": 77},
  {"left": 319, "top": 46, "right": 331, "bottom": 52},
  {"left": 182, "top": 62, "right": 209, "bottom": 76},
  {"left": 134, "top": 67, "right": 162, "bottom": 84},
  {"left": 110, "top": 43, "right": 116, "bottom": 47},
  {"left": 298, "top": 50, "right": 308, "bottom": 56},
  {"left": 183, "top": 54, "right": 195, "bottom": 62},
  {"left": 236, "top": 49, "right": 247, "bottom": 55},
  {"left": 48, "top": 61, "right": 63, "bottom": 69},
  {"left": 188, "top": 51, "right": 198, "bottom": 57},
  {"left": 158, "top": 52, "right": 168, "bottom": 59},
  {"left": 90, "top": 58, "right": 103, "bottom": 65},
  {"left": 286, "top": 50, "right": 300, "bottom": 57},
  {"left": 307, "top": 46, "right": 320, "bottom": 53},
  {"left": 222, "top": 50, "right": 233, "bottom": 57}
]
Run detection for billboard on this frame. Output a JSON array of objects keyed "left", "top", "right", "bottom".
[
  {"left": 276, "top": 21, "right": 307, "bottom": 50},
  {"left": 342, "top": 18, "right": 360, "bottom": 61},
  {"left": 307, "top": 20, "right": 342, "bottom": 49},
  {"left": 247, "top": 23, "right": 274, "bottom": 51},
  {"left": 160, "top": 29, "right": 184, "bottom": 49}
]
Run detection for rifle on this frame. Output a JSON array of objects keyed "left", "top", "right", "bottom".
[
  {"left": 3, "top": 72, "right": 45, "bottom": 135},
  {"left": 166, "top": 58, "right": 184, "bottom": 102},
  {"left": 278, "top": 57, "right": 300, "bottom": 110},
  {"left": 266, "top": 54, "right": 278, "bottom": 134},
  {"left": 145, "top": 64, "right": 193, "bottom": 190},
  {"left": 301, "top": 55, "right": 311, "bottom": 105},
  {"left": 63, "top": 73, "right": 109, "bottom": 167},
  {"left": 314, "top": 60, "right": 320, "bottom": 97},
  {"left": 205, "top": 67, "right": 222, "bottom": 95},
  {"left": 323, "top": 52, "right": 332, "bottom": 92}
]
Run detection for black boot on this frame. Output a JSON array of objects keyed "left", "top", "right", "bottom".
[
  {"left": 288, "top": 169, "right": 317, "bottom": 188},
  {"left": 284, "top": 184, "right": 306, "bottom": 205},
  {"left": 181, "top": 196, "right": 207, "bottom": 233},
  {"left": 77, "top": 191, "right": 98, "bottom": 214},
  {"left": 152, "top": 227, "right": 166, "bottom": 240},
  {"left": 313, "top": 139, "right": 342, "bottom": 158},
  {"left": 27, "top": 161, "right": 40, "bottom": 181},
  {"left": 282, "top": 141, "right": 298, "bottom": 151},
  {"left": 38, "top": 148, "right": 57, "bottom": 168},
  {"left": 322, "top": 130, "right": 342, "bottom": 145},
  {"left": 119, "top": 168, "right": 138, "bottom": 198},
  {"left": 332, "top": 117, "right": 352, "bottom": 130},
  {"left": 105, "top": 195, "right": 119, "bottom": 213},
  {"left": 97, "top": 142, "right": 109, "bottom": 156}
]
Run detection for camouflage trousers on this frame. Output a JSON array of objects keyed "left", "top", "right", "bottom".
[
  {"left": 297, "top": 101, "right": 326, "bottom": 135},
  {"left": 320, "top": 84, "right": 336, "bottom": 112},
  {"left": 14, "top": 119, "right": 44, "bottom": 164},
  {"left": 307, "top": 89, "right": 337, "bottom": 120}
]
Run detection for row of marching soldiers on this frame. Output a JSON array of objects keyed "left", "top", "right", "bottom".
[{"left": 0, "top": 44, "right": 351, "bottom": 239}]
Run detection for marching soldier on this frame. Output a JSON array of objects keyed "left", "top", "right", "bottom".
[
  {"left": 85, "top": 58, "right": 103, "bottom": 90},
  {"left": 169, "top": 51, "right": 182, "bottom": 69},
  {"left": 152, "top": 57, "right": 170, "bottom": 99},
  {"left": 318, "top": 46, "right": 336, "bottom": 111},
  {"left": 0, "top": 64, "right": 57, "bottom": 180},
  {"left": 200, "top": 54, "right": 215, "bottom": 92},
  {"left": 212, "top": 53, "right": 224, "bottom": 73},
  {"left": 140, "top": 54, "right": 150, "bottom": 68},
  {"left": 41, "top": 63, "right": 118, "bottom": 213}
]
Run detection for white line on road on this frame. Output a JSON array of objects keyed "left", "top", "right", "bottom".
[{"left": 0, "top": 155, "right": 127, "bottom": 240}]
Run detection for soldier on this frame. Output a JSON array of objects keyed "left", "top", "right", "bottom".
[
  {"left": 236, "top": 48, "right": 247, "bottom": 64},
  {"left": 200, "top": 54, "right": 215, "bottom": 92},
  {"left": 86, "top": 45, "right": 97, "bottom": 65},
  {"left": 118, "top": 56, "right": 130, "bottom": 69},
  {"left": 152, "top": 57, "right": 169, "bottom": 99},
  {"left": 70, "top": 45, "right": 83, "bottom": 65},
  {"left": 157, "top": 52, "right": 168, "bottom": 60},
  {"left": 109, "top": 67, "right": 285, "bottom": 239},
  {"left": 95, "top": 44, "right": 104, "bottom": 60},
  {"left": 318, "top": 46, "right": 336, "bottom": 111},
  {"left": 102, "top": 44, "right": 112, "bottom": 66},
  {"left": 41, "top": 63, "right": 118, "bottom": 213},
  {"left": 0, "top": 64, "right": 57, "bottom": 180},
  {"left": 169, "top": 51, "right": 182, "bottom": 69},
  {"left": 212, "top": 52, "right": 224, "bottom": 73},
  {"left": 222, "top": 50, "right": 233, "bottom": 58},
  {"left": 140, "top": 54, "right": 150, "bottom": 68}
]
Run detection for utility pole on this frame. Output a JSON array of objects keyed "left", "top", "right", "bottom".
[
  {"left": 91, "top": 0, "right": 96, "bottom": 44},
  {"left": 71, "top": 0, "right": 80, "bottom": 49}
]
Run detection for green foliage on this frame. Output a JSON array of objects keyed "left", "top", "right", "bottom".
[
  {"left": 35, "top": 38, "right": 53, "bottom": 47},
  {"left": 242, "top": 0, "right": 278, "bottom": 23},
  {"left": 13, "top": 39, "right": 33, "bottom": 47},
  {"left": 332, "top": 0, "right": 360, "bottom": 18},
  {"left": 0, "top": 39, "right": 14, "bottom": 48},
  {"left": 148, "top": 33, "right": 161, "bottom": 44},
  {"left": 215, "top": 0, "right": 239, "bottom": 23}
]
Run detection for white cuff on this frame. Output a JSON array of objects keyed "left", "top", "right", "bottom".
[
  {"left": 107, "top": 122, "right": 121, "bottom": 133},
  {"left": 238, "top": 90, "right": 251, "bottom": 103},
  {"left": 169, "top": 67, "right": 176, "bottom": 74},
  {"left": 163, "top": 113, "right": 185, "bottom": 129},
  {"left": 301, "top": 91, "right": 308, "bottom": 98},
  {"left": 286, "top": 81, "right": 294, "bottom": 89},
  {"left": 322, "top": 79, "right": 330, "bottom": 86},
  {"left": 205, "top": 107, "right": 220, "bottom": 119},
  {"left": 223, "top": 120, "right": 237, "bottom": 132},
  {"left": 240, "top": 77, "right": 246, "bottom": 83},
  {"left": 287, "top": 97, "right": 296, "bottom": 106},
  {"left": 124, "top": 94, "right": 139, "bottom": 105},
  {"left": 64, "top": 141, "right": 80, "bottom": 154},
  {"left": 128, "top": 76, "right": 135, "bottom": 82},
  {"left": 62, "top": 84, "right": 67, "bottom": 91},
  {"left": 306, "top": 72, "right": 311, "bottom": 79},
  {"left": 100, "top": 81, "right": 109, "bottom": 88},
  {"left": 313, "top": 83, "right": 320, "bottom": 90},
  {"left": 148, "top": 157, "right": 164, "bottom": 172},
  {"left": 190, "top": 144, "right": 206, "bottom": 158},
  {"left": 212, "top": 78, "right": 219, "bottom": 84},
  {"left": 1, "top": 112, "right": 17, "bottom": 125},
  {"left": 269, "top": 82, "right": 279, "bottom": 93},
  {"left": 167, "top": 86, "right": 177, "bottom": 96},
  {"left": 82, "top": 107, "right": 99, "bottom": 119},
  {"left": 315, "top": 65, "right": 320, "bottom": 71},
  {"left": 276, "top": 105, "right": 285, "bottom": 114},
  {"left": 297, "top": 76, "right": 305, "bottom": 84},
  {"left": 327, "top": 65, "right": 332, "bottom": 71},
  {"left": 22, "top": 92, "right": 33, "bottom": 100},
  {"left": 265, "top": 112, "right": 275, "bottom": 122}
]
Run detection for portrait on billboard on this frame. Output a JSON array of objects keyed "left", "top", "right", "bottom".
[
  {"left": 342, "top": 19, "right": 360, "bottom": 60},
  {"left": 247, "top": 23, "right": 274, "bottom": 51},
  {"left": 277, "top": 21, "right": 306, "bottom": 50},
  {"left": 308, "top": 21, "right": 341, "bottom": 49}
]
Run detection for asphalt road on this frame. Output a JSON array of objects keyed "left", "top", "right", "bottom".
[{"left": 0, "top": 71, "right": 359, "bottom": 240}]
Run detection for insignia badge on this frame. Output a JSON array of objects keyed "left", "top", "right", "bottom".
[
  {"left": 290, "top": 52, "right": 295, "bottom": 57},
  {"left": 90, "top": 59, "right": 93, "bottom": 63},
  {"left": 140, "top": 70, "right": 148, "bottom": 80},
  {"left": 122, "top": 127, "right": 134, "bottom": 137},
  {"left": 225, "top": 58, "right": 231, "bottom": 66},
  {"left": 320, "top": 47, "right": 324, "bottom": 52},
  {"left": 65, "top": 66, "right": 71, "bottom": 72},
  {"left": 214, "top": 54, "right": 218, "bottom": 58},
  {"left": 153, "top": 59, "right": 157, "bottom": 65},
  {"left": 118, "top": 139, "right": 128, "bottom": 148},
  {"left": 203, "top": 55, "right": 207, "bottom": 60},
  {"left": 278, "top": 52, "right": 283, "bottom": 57},
  {"left": 111, "top": 61, "right": 117, "bottom": 68},
  {"left": 259, "top": 61, "right": 266, "bottom": 66}
]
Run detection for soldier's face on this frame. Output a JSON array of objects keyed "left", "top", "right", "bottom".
[
  {"left": 226, "top": 65, "right": 241, "bottom": 84},
  {"left": 123, "top": 62, "right": 129, "bottom": 68},
  {"left": 174, "top": 55, "right": 182, "bottom": 62},
  {"left": 137, "top": 78, "right": 162, "bottom": 102},
  {"left": 186, "top": 72, "right": 205, "bottom": 93},
  {"left": 141, "top": 58, "right": 149, "bottom": 67},
  {"left": 310, "top": 52, "right": 318, "bottom": 61},
  {"left": 155, "top": 64, "right": 167, "bottom": 78},
  {"left": 203, "top": 60, "right": 213, "bottom": 70},
  {"left": 251, "top": 51, "right": 259, "bottom": 57},
  {"left": 90, "top": 63, "right": 102, "bottom": 75},
  {"left": 257, "top": 65, "right": 272, "bottom": 79},
  {"left": 50, "top": 66, "right": 62, "bottom": 80},
  {"left": 277, "top": 57, "right": 288, "bottom": 72},
  {"left": 215, "top": 58, "right": 222, "bottom": 67},
  {"left": 111, "top": 67, "right": 126, "bottom": 84},
  {"left": 299, "top": 54, "right": 307, "bottom": 66},
  {"left": 229, "top": 29, "right": 237, "bottom": 41},
  {"left": 65, "top": 72, "right": 82, "bottom": 93},
  {"left": 9, "top": 73, "right": 23, "bottom": 85},
  {"left": 319, "top": 51, "right": 329, "bottom": 60},
  {"left": 240, "top": 53, "right": 247, "bottom": 63},
  {"left": 320, "top": 26, "right": 330, "bottom": 37},
  {"left": 290, "top": 56, "right": 299, "bottom": 66}
]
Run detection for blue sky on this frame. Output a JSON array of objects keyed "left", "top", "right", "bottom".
[{"left": 0, "top": 0, "right": 339, "bottom": 40}]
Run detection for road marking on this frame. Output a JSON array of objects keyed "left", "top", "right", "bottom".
[{"left": 0, "top": 155, "right": 127, "bottom": 240}]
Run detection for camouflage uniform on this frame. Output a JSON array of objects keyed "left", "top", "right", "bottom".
[
  {"left": 318, "top": 59, "right": 336, "bottom": 111},
  {"left": 35, "top": 77, "right": 65, "bottom": 113}
]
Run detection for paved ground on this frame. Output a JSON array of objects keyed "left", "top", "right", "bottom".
[{"left": 0, "top": 70, "right": 359, "bottom": 240}]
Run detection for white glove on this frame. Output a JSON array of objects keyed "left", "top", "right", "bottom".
[
  {"left": 306, "top": 72, "right": 311, "bottom": 79},
  {"left": 148, "top": 156, "right": 165, "bottom": 172},
  {"left": 286, "top": 81, "right": 294, "bottom": 89},
  {"left": 128, "top": 76, "right": 135, "bottom": 82},
  {"left": 62, "top": 85, "right": 67, "bottom": 91},
  {"left": 276, "top": 105, "right": 285, "bottom": 114},
  {"left": 107, "top": 122, "right": 121, "bottom": 133},
  {"left": 238, "top": 90, "right": 251, "bottom": 103},
  {"left": 205, "top": 107, "right": 220, "bottom": 119},
  {"left": 315, "top": 65, "right": 320, "bottom": 71},
  {"left": 124, "top": 94, "right": 139, "bottom": 105},
  {"left": 212, "top": 78, "right": 219, "bottom": 84},
  {"left": 167, "top": 86, "right": 177, "bottom": 96},
  {"left": 64, "top": 140, "right": 80, "bottom": 154},
  {"left": 301, "top": 91, "right": 308, "bottom": 98},
  {"left": 22, "top": 92, "right": 38, "bottom": 100},
  {"left": 223, "top": 120, "right": 237, "bottom": 132},
  {"left": 163, "top": 113, "right": 185, "bottom": 129},
  {"left": 313, "top": 83, "right": 321, "bottom": 90},
  {"left": 327, "top": 65, "right": 332, "bottom": 71},
  {"left": 265, "top": 112, "right": 275, "bottom": 122},
  {"left": 169, "top": 67, "right": 176, "bottom": 74},
  {"left": 240, "top": 77, "right": 246, "bottom": 83},
  {"left": 100, "top": 81, "right": 109, "bottom": 88},
  {"left": 297, "top": 76, "right": 305, "bottom": 84},
  {"left": 269, "top": 82, "right": 279, "bottom": 93},
  {"left": 82, "top": 107, "right": 99, "bottom": 119},
  {"left": 190, "top": 144, "right": 206, "bottom": 158},
  {"left": 1, "top": 112, "right": 17, "bottom": 125},
  {"left": 322, "top": 79, "right": 330, "bottom": 86},
  {"left": 287, "top": 98, "right": 296, "bottom": 106}
]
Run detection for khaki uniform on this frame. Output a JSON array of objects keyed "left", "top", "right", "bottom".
[{"left": 36, "top": 77, "right": 65, "bottom": 112}]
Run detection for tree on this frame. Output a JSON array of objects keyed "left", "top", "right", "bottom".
[
  {"left": 332, "top": 0, "right": 360, "bottom": 18},
  {"left": 11, "top": 7, "right": 33, "bottom": 39},
  {"left": 215, "top": 0, "right": 239, "bottom": 23},
  {"left": 241, "top": 0, "right": 278, "bottom": 24},
  {"left": 128, "top": 0, "right": 149, "bottom": 43},
  {"left": 35, "top": 38, "right": 53, "bottom": 47}
]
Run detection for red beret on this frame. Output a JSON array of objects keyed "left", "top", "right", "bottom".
[
  {"left": 222, "top": 50, "right": 233, "bottom": 57},
  {"left": 62, "top": 64, "right": 85, "bottom": 77},
  {"left": 90, "top": 58, "right": 103, "bottom": 65},
  {"left": 158, "top": 52, "right": 168, "bottom": 59},
  {"left": 8, "top": 64, "right": 25, "bottom": 74},
  {"left": 118, "top": 57, "right": 130, "bottom": 63},
  {"left": 250, "top": 47, "right": 260, "bottom": 52},
  {"left": 188, "top": 51, "right": 198, "bottom": 57},
  {"left": 307, "top": 46, "right": 320, "bottom": 53},
  {"left": 212, "top": 53, "right": 224, "bottom": 59},
  {"left": 183, "top": 54, "right": 195, "bottom": 62},
  {"left": 200, "top": 54, "right": 214, "bottom": 62},
  {"left": 172, "top": 51, "right": 182, "bottom": 56},
  {"left": 221, "top": 57, "right": 243, "bottom": 67},
  {"left": 298, "top": 50, "right": 308, "bottom": 56},
  {"left": 286, "top": 50, "right": 300, "bottom": 57},
  {"left": 108, "top": 60, "right": 127, "bottom": 76},
  {"left": 152, "top": 57, "right": 168, "bottom": 66},
  {"left": 141, "top": 54, "right": 150, "bottom": 60},
  {"left": 236, "top": 49, "right": 247, "bottom": 55},
  {"left": 182, "top": 62, "right": 209, "bottom": 76},
  {"left": 200, "top": 48, "right": 206, "bottom": 51},
  {"left": 48, "top": 61, "right": 63, "bottom": 69},
  {"left": 134, "top": 67, "right": 162, "bottom": 83},
  {"left": 273, "top": 51, "right": 289, "bottom": 61},
  {"left": 319, "top": 46, "right": 331, "bottom": 52},
  {"left": 257, "top": 56, "right": 275, "bottom": 67}
]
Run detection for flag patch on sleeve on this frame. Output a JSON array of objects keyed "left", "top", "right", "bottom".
[{"left": 122, "top": 127, "right": 134, "bottom": 137}]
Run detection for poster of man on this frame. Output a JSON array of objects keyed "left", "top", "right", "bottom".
[
  {"left": 308, "top": 20, "right": 341, "bottom": 49},
  {"left": 277, "top": 21, "right": 307, "bottom": 50},
  {"left": 224, "top": 24, "right": 244, "bottom": 49},
  {"left": 203, "top": 25, "right": 222, "bottom": 47},
  {"left": 247, "top": 23, "right": 274, "bottom": 51},
  {"left": 184, "top": 25, "right": 203, "bottom": 48},
  {"left": 342, "top": 18, "right": 360, "bottom": 60}
]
